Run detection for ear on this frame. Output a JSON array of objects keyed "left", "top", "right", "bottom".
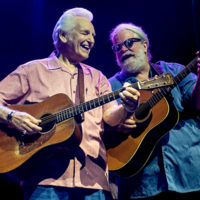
[
  {"left": 59, "top": 30, "right": 67, "bottom": 43},
  {"left": 143, "top": 40, "right": 148, "bottom": 54}
]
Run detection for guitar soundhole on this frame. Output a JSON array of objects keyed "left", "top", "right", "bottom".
[
  {"left": 18, "top": 114, "right": 56, "bottom": 154},
  {"left": 135, "top": 103, "right": 151, "bottom": 120},
  {"left": 39, "top": 113, "right": 56, "bottom": 134}
]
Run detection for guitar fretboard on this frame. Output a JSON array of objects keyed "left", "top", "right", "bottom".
[
  {"left": 147, "top": 56, "right": 197, "bottom": 108},
  {"left": 55, "top": 82, "right": 138, "bottom": 123},
  {"left": 40, "top": 73, "right": 174, "bottom": 125}
]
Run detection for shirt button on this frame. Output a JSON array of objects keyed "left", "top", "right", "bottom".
[{"left": 73, "top": 91, "right": 75, "bottom": 94}]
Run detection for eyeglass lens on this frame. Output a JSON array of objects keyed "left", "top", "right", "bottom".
[{"left": 113, "top": 38, "right": 141, "bottom": 52}]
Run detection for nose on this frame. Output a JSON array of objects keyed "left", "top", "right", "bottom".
[
  {"left": 120, "top": 44, "right": 128, "bottom": 52},
  {"left": 90, "top": 34, "right": 95, "bottom": 43},
  {"left": 88, "top": 35, "right": 95, "bottom": 48}
]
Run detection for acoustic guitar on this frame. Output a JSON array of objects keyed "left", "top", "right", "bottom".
[
  {"left": 104, "top": 56, "right": 198, "bottom": 177},
  {"left": 0, "top": 73, "right": 173, "bottom": 173}
]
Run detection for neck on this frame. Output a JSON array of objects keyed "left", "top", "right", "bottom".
[
  {"left": 58, "top": 54, "right": 78, "bottom": 72},
  {"left": 136, "top": 63, "right": 150, "bottom": 81}
]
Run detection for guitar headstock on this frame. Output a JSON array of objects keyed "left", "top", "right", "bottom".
[{"left": 139, "top": 73, "right": 174, "bottom": 90}]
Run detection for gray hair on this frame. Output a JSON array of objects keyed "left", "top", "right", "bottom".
[
  {"left": 52, "top": 7, "right": 93, "bottom": 51},
  {"left": 110, "top": 23, "right": 152, "bottom": 60}
]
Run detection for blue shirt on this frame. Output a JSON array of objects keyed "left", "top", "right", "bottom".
[{"left": 109, "top": 61, "right": 200, "bottom": 199}]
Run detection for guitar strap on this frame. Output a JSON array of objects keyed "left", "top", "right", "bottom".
[{"left": 77, "top": 66, "right": 85, "bottom": 122}]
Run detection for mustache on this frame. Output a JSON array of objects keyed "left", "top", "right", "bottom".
[{"left": 120, "top": 51, "right": 136, "bottom": 62}]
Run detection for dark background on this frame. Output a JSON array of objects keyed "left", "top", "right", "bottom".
[
  {"left": 0, "top": 0, "right": 200, "bottom": 80},
  {"left": 0, "top": 0, "right": 200, "bottom": 197}
]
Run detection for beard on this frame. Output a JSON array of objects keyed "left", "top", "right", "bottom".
[{"left": 117, "top": 47, "right": 146, "bottom": 74}]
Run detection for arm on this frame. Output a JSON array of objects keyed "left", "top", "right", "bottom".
[
  {"left": 0, "top": 66, "right": 42, "bottom": 134},
  {"left": 103, "top": 83, "right": 140, "bottom": 127},
  {"left": 0, "top": 105, "right": 42, "bottom": 134}
]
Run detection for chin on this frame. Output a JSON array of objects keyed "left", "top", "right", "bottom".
[
  {"left": 79, "top": 55, "right": 89, "bottom": 62},
  {"left": 121, "top": 62, "right": 144, "bottom": 73}
]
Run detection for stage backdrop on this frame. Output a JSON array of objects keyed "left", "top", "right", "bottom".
[{"left": 0, "top": 0, "right": 200, "bottom": 80}]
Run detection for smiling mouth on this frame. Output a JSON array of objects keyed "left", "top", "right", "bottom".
[
  {"left": 121, "top": 54, "right": 135, "bottom": 62},
  {"left": 81, "top": 44, "right": 90, "bottom": 51}
]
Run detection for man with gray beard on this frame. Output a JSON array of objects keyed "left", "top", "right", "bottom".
[{"left": 108, "top": 23, "right": 200, "bottom": 200}]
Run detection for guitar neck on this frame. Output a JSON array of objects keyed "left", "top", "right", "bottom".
[
  {"left": 173, "top": 56, "right": 197, "bottom": 85},
  {"left": 55, "top": 82, "right": 139, "bottom": 123},
  {"left": 147, "top": 56, "right": 198, "bottom": 108},
  {"left": 46, "top": 73, "right": 173, "bottom": 124}
]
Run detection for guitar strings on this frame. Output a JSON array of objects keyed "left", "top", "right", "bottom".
[{"left": 39, "top": 75, "right": 177, "bottom": 126}]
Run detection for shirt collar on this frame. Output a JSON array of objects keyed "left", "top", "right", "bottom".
[
  {"left": 47, "top": 52, "right": 91, "bottom": 76},
  {"left": 47, "top": 54, "right": 62, "bottom": 70}
]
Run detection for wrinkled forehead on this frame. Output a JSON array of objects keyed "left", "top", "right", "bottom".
[{"left": 113, "top": 29, "right": 138, "bottom": 44}]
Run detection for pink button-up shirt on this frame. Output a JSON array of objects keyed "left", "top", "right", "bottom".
[{"left": 0, "top": 55, "right": 118, "bottom": 191}]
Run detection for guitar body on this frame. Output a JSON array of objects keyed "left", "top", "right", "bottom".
[
  {"left": 105, "top": 89, "right": 179, "bottom": 177},
  {"left": 0, "top": 93, "right": 82, "bottom": 173}
]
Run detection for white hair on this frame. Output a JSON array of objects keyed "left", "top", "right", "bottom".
[
  {"left": 52, "top": 7, "right": 93, "bottom": 51},
  {"left": 110, "top": 23, "right": 152, "bottom": 60}
]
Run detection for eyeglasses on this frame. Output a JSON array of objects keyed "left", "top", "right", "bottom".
[{"left": 112, "top": 38, "right": 142, "bottom": 52}]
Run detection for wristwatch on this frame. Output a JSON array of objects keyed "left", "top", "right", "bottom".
[{"left": 7, "top": 111, "right": 15, "bottom": 121}]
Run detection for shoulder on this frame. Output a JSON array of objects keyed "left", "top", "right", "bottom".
[
  {"left": 108, "top": 72, "right": 122, "bottom": 90},
  {"left": 23, "top": 57, "right": 49, "bottom": 66},
  {"left": 109, "top": 72, "right": 121, "bottom": 83},
  {"left": 155, "top": 60, "right": 197, "bottom": 86},
  {"left": 80, "top": 62, "right": 101, "bottom": 73},
  {"left": 155, "top": 60, "right": 185, "bottom": 75},
  {"left": 5, "top": 57, "right": 50, "bottom": 78},
  {"left": 15, "top": 57, "right": 49, "bottom": 72},
  {"left": 80, "top": 62, "right": 107, "bottom": 79}
]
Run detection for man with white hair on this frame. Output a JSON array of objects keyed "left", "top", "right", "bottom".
[
  {"left": 0, "top": 9, "right": 140, "bottom": 199},
  {"left": 108, "top": 22, "right": 200, "bottom": 199}
]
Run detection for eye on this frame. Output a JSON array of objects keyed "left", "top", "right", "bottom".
[
  {"left": 80, "top": 30, "right": 90, "bottom": 35},
  {"left": 125, "top": 38, "right": 135, "bottom": 48},
  {"left": 81, "top": 31, "right": 87, "bottom": 35},
  {"left": 112, "top": 43, "right": 123, "bottom": 52},
  {"left": 115, "top": 44, "right": 121, "bottom": 52}
]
